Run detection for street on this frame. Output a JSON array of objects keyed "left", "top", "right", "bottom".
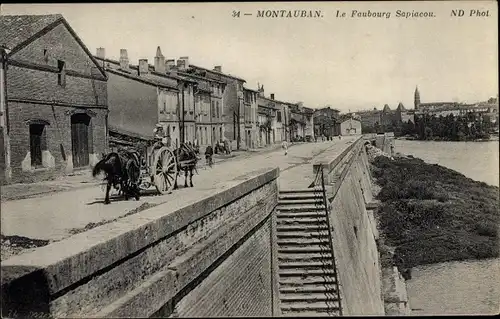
[{"left": 1, "top": 137, "right": 357, "bottom": 246}]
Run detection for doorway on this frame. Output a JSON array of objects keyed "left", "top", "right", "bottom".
[{"left": 71, "top": 113, "right": 91, "bottom": 167}]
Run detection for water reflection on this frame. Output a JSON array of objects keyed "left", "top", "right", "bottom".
[
  {"left": 407, "top": 258, "right": 500, "bottom": 315},
  {"left": 394, "top": 140, "right": 499, "bottom": 187}
]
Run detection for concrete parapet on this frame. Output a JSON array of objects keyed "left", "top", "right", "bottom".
[
  {"left": 312, "top": 136, "right": 363, "bottom": 185},
  {"left": 1, "top": 167, "right": 280, "bottom": 318}
]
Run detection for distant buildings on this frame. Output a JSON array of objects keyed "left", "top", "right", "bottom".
[
  {"left": 339, "top": 115, "right": 362, "bottom": 136},
  {"left": 414, "top": 86, "right": 499, "bottom": 124},
  {"left": 313, "top": 106, "right": 340, "bottom": 138},
  {"left": 0, "top": 14, "right": 108, "bottom": 184},
  {"left": 289, "top": 102, "right": 314, "bottom": 141}
]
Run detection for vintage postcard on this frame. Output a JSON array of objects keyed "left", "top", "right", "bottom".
[{"left": 0, "top": 1, "right": 498, "bottom": 318}]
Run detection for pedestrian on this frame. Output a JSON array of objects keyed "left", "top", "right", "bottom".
[
  {"left": 205, "top": 145, "right": 214, "bottom": 168},
  {"left": 282, "top": 140, "right": 288, "bottom": 155}
]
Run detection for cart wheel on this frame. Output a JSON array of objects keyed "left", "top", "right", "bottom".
[{"left": 153, "top": 147, "right": 177, "bottom": 194}]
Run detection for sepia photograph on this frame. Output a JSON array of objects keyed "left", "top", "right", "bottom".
[{"left": 0, "top": 1, "right": 498, "bottom": 317}]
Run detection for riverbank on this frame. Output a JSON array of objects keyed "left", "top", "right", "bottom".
[
  {"left": 370, "top": 154, "right": 499, "bottom": 269},
  {"left": 396, "top": 135, "right": 499, "bottom": 142}
]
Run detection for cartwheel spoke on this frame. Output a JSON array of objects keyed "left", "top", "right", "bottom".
[
  {"left": 158, "top": 174, "right": 166, "bottom": 191},
  {"left": 164, "top": 173, "right": 172, "bottom": 188},
  {"left": 165, "top": 161, "right": 176, "bottom": 173}
]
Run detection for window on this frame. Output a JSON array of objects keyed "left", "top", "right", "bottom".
[
  {"left": 57, "top": 60, "right": 66, "bottom": 87},
  {"left": 216, "top": 101, "right": 220, "bottom": 118},
  {"left": 277, "top": 111, "right": 282, "bottom": 123},
  {"left": 211, "top": 101, "right": 215, "bottom": 118},
  {"left": 29, "top": 124, "right": 46, "bottom": 167}
]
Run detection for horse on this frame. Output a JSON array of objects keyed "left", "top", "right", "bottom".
[
  {"left": 92, "top": 149, "right": 141, "bottom": 204},
  {"left": 173, "top": 143, "right": 199, "bottom": 189}
]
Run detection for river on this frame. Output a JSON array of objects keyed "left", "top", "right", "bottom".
[{"left": 394, "top": 140, "right": 500, "bottom": 315}]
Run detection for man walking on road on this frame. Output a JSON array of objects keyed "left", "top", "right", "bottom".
[{"left": 282, "top": 140, "right": 288, "bottom": 155}]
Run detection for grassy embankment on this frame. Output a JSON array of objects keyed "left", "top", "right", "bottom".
[{"left": 371, "top": 156, "right": 499, "bottom": 269}]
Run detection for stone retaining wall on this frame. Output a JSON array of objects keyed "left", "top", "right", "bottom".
[{"left": 1, "top": 167, "right": 279, "bottom": 318}]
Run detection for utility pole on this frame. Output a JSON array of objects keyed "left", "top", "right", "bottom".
[
  {"left": 236, "top": 97, "right": 241, "bottom": 150},
  {"left": 1, "top": 46, "right": 11, "bottom": 183},
  {"left": 181, "top": 84, "right": 185, "bottom": 144}
]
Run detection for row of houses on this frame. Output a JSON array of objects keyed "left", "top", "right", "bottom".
[
  {"left": 0, "top": 14, "right": 315, "bottom": 184},
  {"left": 96, "top": 47, "right": 316, "bottom": 149}
]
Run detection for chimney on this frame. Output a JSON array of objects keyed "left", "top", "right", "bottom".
[
  {"left": 96, "top": 47, "right": 105, "bottom": 60},
  {"left": 177, "top": 59, "right": 185, "bottom": 70},
  {"left": 154, "top": 46, "right": 166, "bottom": 73},
  {"left": 177, "top": 56, "right": 189, "bottom": 70},
  {"left": 119, "top": 49, "right": 129, "bottom": 70},
  {"left": 214, "top": 65, "right": 222, "bottom": 72},
  {"left": 270, "top": 93, "right": 275, "bottom": 100},
  {"left": 138, "top": 59, "right": 149, "bottom": 76},
  {"left": 165, "top": 59, "right": 175, "bottom": 71}
]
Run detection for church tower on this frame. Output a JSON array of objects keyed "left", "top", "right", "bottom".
[{"left": 414, "top": 86, "right": 421, "bottom": 109}]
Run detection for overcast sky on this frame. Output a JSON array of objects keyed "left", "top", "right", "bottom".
[{"left": 1, "top": 2, "right": 498, "bottom": 112}]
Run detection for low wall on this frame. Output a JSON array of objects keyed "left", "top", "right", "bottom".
[
  {"left": 382, "top": 266, "right": 411, "bottom": 315},
  {"left": 312, "top": 136, "right": 363, "bottom": 185},
  {"left": 323, "top": 144, "right": 385, "bottom": 315},
  {"left": 1, "top": 167, "right": 279, "bottom": 318}
]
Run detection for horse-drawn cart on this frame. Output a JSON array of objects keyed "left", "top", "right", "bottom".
[
  {"left": 134, "top": 145, "right": 177, "bottom": 194},
  {"left": 136, "top": 142, "right": 198, "bottom": 195},
  {"left": 96, "top": 136, "right": 198, "bottom": 204}
]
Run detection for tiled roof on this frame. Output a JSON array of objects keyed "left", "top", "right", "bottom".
[
  {"left": 106, "top": 68, "right": 178, "bottom": 90},
  {"left": 0, "top": 14, "right": 63, "bottom": 50},
  {"left": 190, "top": 64, "right": 246, "bottom": 82},
  {"left": 178, "top": 70, "right": 226, "bottom": 84}
]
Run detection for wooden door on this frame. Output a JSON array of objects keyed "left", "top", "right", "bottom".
[{"left": 71, "top": 113, "right": 90, "bottom": 167}]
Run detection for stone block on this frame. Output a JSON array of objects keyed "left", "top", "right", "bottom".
[{"left": 1, "top": 167, "right": 279, "bottom": 318}]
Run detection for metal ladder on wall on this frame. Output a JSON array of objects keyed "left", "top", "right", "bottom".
[{"left": 276, "top": 165, "right": 343, "bottom": 316}]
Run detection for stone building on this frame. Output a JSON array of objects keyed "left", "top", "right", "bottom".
[
  {"left": 413, "top": 86, "right": 498, "bottom": 119},
  {"left": 0, "top": 14, "right": 108, "bottom": 184},
  {"left": 356, "top": 108, "right": 382, "bottom": 132},
  {"left": 257, "top": 92, "right": 277, "bottom": 146},
  {"left": 414, "top": 86, "right": 458, "bottom": 112},
  {"left": 289, "top": 103, "right": 314, "bottom": 141},
  {"left": 94, "top": 48, "right": 203, "bottom": 149},
  {"left": 243, "top": 87, "right": 259, "bottom": 149},
  {"left": 188, "top": 64, "right": 247, "bottom": 150},
  {"left": 395, "top": 102, "right": 415, "bottom": 124},
  {"left": 175, "top": 58, "right": 227, "bottom": 148},
  {"left": 313, "top": 106, "right": 341, "bottom": 138},
  {"left": 256, "top": 85, "right": 294, "bottom": 145},
  {"left": 340, "top": 116, "right": 362, "bottom": 136}
]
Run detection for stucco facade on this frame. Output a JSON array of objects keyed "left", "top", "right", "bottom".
[{"left": 340, "top": 118, "right": 362, "bottom": 136}]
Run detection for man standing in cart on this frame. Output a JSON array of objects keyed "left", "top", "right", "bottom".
[
  {"left": 150, "top": 124, "right": 170, "bottom": 164},
  {"left": 153, "top": 124, "right": 170, "bottom": 147}
]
